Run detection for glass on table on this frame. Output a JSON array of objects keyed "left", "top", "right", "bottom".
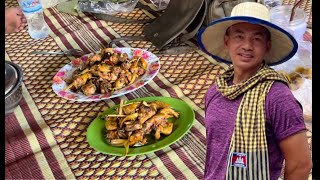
[{"left": 261, "top": 0, "right": 283, "bottom": 9}]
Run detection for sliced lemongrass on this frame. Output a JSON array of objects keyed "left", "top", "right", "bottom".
[
  {"left": 110, "top": 139, "right": 127, "bottom": 145},
  {"left": 121, "top": 102, "right": 138, "bottom": 107},
  {"left": 123, "top": 140, "right": 129, "bottom": 156},
  {"left": 79, "top": 68, "right": 90, "bottom": 75},
  {"left": 64, "top": 82, "right": 74, "bottom": 91},
  {"left": 119, "top": 113, "right": 138, "bottom": 128},
  {"left": 118, "top": 99, "right": 125, "bottom": 115},
  {"left": 107, "top": 114, "right": 126, "bottom": 117},
  {"left": 142, "top": 101, "right": 150, "bottom": 107}
]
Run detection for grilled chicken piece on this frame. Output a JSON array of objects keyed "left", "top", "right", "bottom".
[
  {"left": 87, "top": 53, "right": 102, "bottom": 66},
  {"left": 118, "top": 71, "right": 130, "bottom": 85},
  {"left": 100, "top": 48, "right": 114, "bottom": 55},
  {"left": 121, "top": 61, "right": 132, "bottom": 70},
  {"left": 114, "top": 76, "right": 127, "bottom": 90},
  {"left": 81, "top": 80, "right": 97, "bottom": 96},
  {"left": 105, "top": 117, "right": 118, "bottom": 131},
  {"left": 138, "top": 105, "right": 157, "bottom": 124},
  {"left": 142, "top": 120, "right": 154, "bottom": 134},
  {"left": 158, "top": 108, "right": 179, "bottom": 118},
  {"left": 72, "top": 72, "right": 92, "bottom": 89},
  {"left": 106, "top": 130, "right": 119, "bottom": 140},
  {"left": 98, "top": 64, "right": 112, "bottom": 73},
  {"left": 119, "top": 69, "right": 133, "bottom": 84},
  {"left": 100, "top": 80, "right": 112, "bottom": 94},
  {"left": 71, "top": 69, "right": 82, "bottom": 79},
  {"left": 117, "top": 128, "right": 129, "bottom": 139},
  {"left": 136, "top": 68, "right": 145, "bottom": 76},
  {"left": 138, "top": 57, "right": 148, "bottom": 69},
  {"left": 125, "top": 121, "right": 143, "bottom": 132},
  {"left": 109, "top": 54, "right": 120, "bottom": 64},
  {"left": 118, "top": 53, "right": 129, "bottom": 63},
  {"left": 160, "top": 122, "right": 173, "bottom": 135},
  {"left": 128, "top": 130, "right": 147, "bottom": 146},
  {"left": 112, "top": 66, "right": 122, "bottom": 77},
  {"left": 97, "top": 64, "right": 113, "bottom": 80},
  {"left": 145, "top": 113, "right": 166, "bottom": 127},
  {"left": 154, "top": 122, "right": 173, "bottom": 140},
  {"left": 65, "top": 69, "right": 81, "bottom": 85},
  {"left": 89, "top": 64, "right": 100, "bottom": 76},
  {"left": 129, "top": 62, "right": 139, "bottom": 74}
]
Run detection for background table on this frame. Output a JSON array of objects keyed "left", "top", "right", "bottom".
[{"left": 5, "top": 0, "right": 312, "bottom": 179}]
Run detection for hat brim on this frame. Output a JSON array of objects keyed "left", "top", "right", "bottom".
[{"left": 197, "top": 16, "right": 298, "bottom": 66}]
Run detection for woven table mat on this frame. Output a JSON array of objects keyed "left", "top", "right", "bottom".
[{"left": 5, "top": 44, "right": 75, "bottom": 180}]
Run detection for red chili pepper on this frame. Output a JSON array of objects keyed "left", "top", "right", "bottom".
[{"left": 104, "top": 60, "right": 114, "bottom": 66}]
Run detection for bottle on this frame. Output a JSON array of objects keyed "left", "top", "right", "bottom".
[{"left": 18, "top": 0, "right": 49, "bottom": 39}]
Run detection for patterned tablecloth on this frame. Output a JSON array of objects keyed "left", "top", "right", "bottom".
[{"left": 5, "top": 0, "right": 312, "bottom": 179}]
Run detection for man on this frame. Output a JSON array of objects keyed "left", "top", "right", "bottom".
[
  {"left": 197, "top": 2, "right": 312, "bottom": 180},
  {"left": 5, "top": 7, "right": 27, "bottom": 34}
]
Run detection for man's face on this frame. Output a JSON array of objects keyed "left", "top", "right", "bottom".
[{"left": 224, "top": 22, "right": 271, "bottom": 71}]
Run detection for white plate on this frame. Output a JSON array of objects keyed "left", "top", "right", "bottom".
[{"left": 52, "top": 48, "right": 160, "bottom": 102}]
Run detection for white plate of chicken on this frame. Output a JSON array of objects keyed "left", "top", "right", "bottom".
[
  {"left": 52, "top": 48, "right": 160, "bottom": 102},
  {"left": 87, "top": 96, "right": 195, "bottom": 156}
]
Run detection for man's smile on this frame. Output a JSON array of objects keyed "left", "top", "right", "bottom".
[{"left": 237, "top": 52, "right": 254, "bottom": 60}]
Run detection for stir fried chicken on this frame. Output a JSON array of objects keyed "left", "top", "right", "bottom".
[
  {"left": 104, "top": 100, "right": 180, "bottom": 156},
  {"left": 65, "top": 48, "right": 148, "bottom": 96}
]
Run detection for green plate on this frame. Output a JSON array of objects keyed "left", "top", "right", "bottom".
[{"left": 87, "top": 96, "right": 195, "bottom": 156}]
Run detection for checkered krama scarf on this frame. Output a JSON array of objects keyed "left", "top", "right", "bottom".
[{"left": 216, "top": 63, "right": 288, "bottom": 180}]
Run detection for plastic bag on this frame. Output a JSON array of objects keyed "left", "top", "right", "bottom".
[
  {"left": 291, "top": 79, "right": 312, "bottom": 121},
  {"left": 40, "top": 0, "right": 59, "bottom": 8},
  {"left": 150, "top": 0, "right": 170, "bottom": 10},
  {"left": 272, "top": 40, "right": 312, "bottom": 121},
  {"left": 78, "top": 0, "right": 139, "bottom": 15}
]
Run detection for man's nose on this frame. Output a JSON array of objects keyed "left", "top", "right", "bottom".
[{"left": 242, "top": 38, "right": 254, "bottom": 50}]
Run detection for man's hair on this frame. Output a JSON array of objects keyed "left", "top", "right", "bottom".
[{"left": 225, "top": 23, "right": 271, "bottom": 41}]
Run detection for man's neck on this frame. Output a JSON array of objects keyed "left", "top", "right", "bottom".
[{"left": 232, "top": 65, "right": 262, "bottom": 84}]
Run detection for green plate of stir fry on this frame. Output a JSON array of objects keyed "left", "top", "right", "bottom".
[{"left": 87, "top": 96, "right": 195, "bottom": 156}]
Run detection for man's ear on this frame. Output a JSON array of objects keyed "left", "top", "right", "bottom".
[
  {"left": 224, "top": 35, "right": 229, "bottom": 47},
  {"left": 266, "top": 40, "right": 271, "bottom": 52}
]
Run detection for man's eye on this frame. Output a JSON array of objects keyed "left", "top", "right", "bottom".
[
  {"left": 234, "top": 35, "right": 243, "bottom": 39},
  {"left": 254, "top": 37, "right": 263, "bottom": 41}
]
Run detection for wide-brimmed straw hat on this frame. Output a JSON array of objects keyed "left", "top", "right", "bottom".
[{"left": 197, "top": 2, "right": 298, "bottom": 66}]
